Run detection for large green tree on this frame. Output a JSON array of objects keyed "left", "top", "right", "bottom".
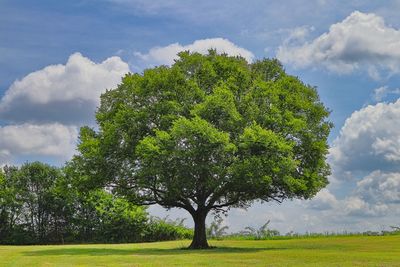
[{"left": 75, "top": 51, "right": 332, "bottom": 248}]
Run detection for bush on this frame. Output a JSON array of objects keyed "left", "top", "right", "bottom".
[{"left": 143, "top": 217, "right": 193, "bottom": 242}]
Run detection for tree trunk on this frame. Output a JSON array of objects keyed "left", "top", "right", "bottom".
[{"left": 188, "top": 210, "right": 209, "bottom": 249}]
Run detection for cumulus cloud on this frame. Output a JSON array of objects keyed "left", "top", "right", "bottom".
[
  {"left": 0, "top": 53, "right": 130, "bottom": 125},
  {"left": 356, "top": 171, "right": 400, "bottom": 205},
  {"left": 277, "top": 11, "right": 400, "bottom": 77},
  {"left": 307, "top": 171, "right": 399, "bottom": 217},
  {"left": 342, "top": 196, "right": 389, "bottom": 217},
  {"left": 325, "top": 100, "right": 400, "bottom": 216},
  {"left": 308, "top": 189, "right": 338, "bottom": 210},
  {"left": 134, "top": 38, "right": 254, "bottom": 67},
  {"left": 329, "top": 99, "right": 400, "bottom": 176},
  {"left": 0, "top": 123, "right": 78, "bottom": 164},
  {"left": 312, "top": 99, "right": 400, "bottom": 218},
  {"left": 340, "top": 170, "right": 400, "bottom": 217}
]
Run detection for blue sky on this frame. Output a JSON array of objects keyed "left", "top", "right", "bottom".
[{"left": 1, "top": 0, "right": 400, "bottom": 233}]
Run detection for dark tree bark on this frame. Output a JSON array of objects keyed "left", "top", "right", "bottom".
[{"left": 188, "top": 210, "right": 209, "bottom": 249}]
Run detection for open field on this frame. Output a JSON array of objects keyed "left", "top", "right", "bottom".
[{"left": 1, "top": 235, "right": 400, "bottom": 266}]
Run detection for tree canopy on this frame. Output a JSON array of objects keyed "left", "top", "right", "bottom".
[{"left": 75, "top": 50, "right": 332, "bottom": 248}]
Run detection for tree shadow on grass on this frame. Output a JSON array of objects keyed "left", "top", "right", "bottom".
[{"left": 24, "top": 246, "right": 288, "bottom": 257}]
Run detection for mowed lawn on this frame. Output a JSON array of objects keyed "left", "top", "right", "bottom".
[{"left": 1, "top": 235, "right": 400, "bottom": 266}]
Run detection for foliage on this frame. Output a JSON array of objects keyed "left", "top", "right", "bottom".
[
  {"left": 74, "top": 51, "right": 332, "bottom": 248},
  {"left": 0, "top": 162, "right": 64, "bottom": 244},
  {"left": 0, "top": 162, "right": 191, "bottom": 244},
  {"left": 144, "top": 216, "right": 193, "bottom": 242},
  {"left": 0, "top": 167, "right": 18, "bottom": 242},
  {"left": 67, "top": 189, "right": 148, "bottom": 243}
]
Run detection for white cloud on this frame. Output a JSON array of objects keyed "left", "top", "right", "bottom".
[
  {"left": 306, "top": 171, "right": 399, "bottom": 218},
  {"left": 0, "top": 53, "right": 130, "bottom": 125},
  {"left": 134, "top": 38, "right": 254, "bottom": 67},
  {"left": 373, "top": 86, "right": 390, "bottom": 102},
  {"left": 0, "top": 123, "right": 78, "bottom": 164},
  {"left": 342, "top": 196, "right": 385, "bottom": 217},
  {"left": 356, "top": 171, "right": 400, "bottom": 205},
  {"left": 277, "top": 11, "right": 400, "bottom": 77},
  {"left": 372, "top": 86, "right": 400, "bottom": 102},
  {"left": 316, "top": 99, "right": 400, "bottom": 219},
  {"left": 343, "top": 196, "right": 389, "bottom": 217},
  {"left": 304, "top": 82, "right": 400, "bottom": 221},
  {"left": 308, "top": 188, "right": 338, "bottom": 210},
  {"left": 329, "top": 99, "right": 400, "bottom": 176},
  {"left": 339, "top": 170, "right": 400, "bottom": 217},
  {"left": 282, "top": 26, "right": 315, "bottom": 46}
]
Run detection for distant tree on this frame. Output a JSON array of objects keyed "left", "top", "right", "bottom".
[
  {"left": 242, "top": 220, "right": 280, "bottom": 239},
  {"left": 63, "top": 165, "right": 149, "bottom": 243},
  {"left": 207, "top": 217, "right": 229, "bottom": 239},
  {"left": 390, "top": 225, "right": 400, "bottom": 232},
  {"left": 74, "top": 51, "right": 332, "bottom": 248},
  {"left": 0, "top": 168, "right": 14, "bottom": 240},
  {"left": 144, "top": 216, "right": 193, "bottom": 241},
  {"left": 13, "top": 162, "right": 63, "bottom": 243},
  {"left": 1, "top": 162, "right": 177, "bottom": 244}
]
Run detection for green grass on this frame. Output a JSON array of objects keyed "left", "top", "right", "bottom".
[{"left": 1, "top": 235, "right": 400, "bottom": 266}]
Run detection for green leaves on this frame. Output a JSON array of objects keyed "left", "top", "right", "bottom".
[
  {"left": 239, "top": 123, "right": 293, "bottom": 153},
  {"left": 136, "top": 117, "right": 237, "bottom": 204},
  {"left": 192, "top": 85, "right": 242, "bottom": 132},
  {"left": 76, "top": 50, "right": 332, "bottom": 213}
]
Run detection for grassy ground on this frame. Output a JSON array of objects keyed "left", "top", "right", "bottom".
[{"left": 1, "top": 235, "right": 399, "bottom": 266}]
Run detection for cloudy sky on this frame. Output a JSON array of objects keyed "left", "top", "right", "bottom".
[{"left": 1, "top": 0, "right": 400, "bottom": 233}]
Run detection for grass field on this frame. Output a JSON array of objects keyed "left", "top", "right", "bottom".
[{"left": 1, "top": 235, "right": 400, "bottom": 266}]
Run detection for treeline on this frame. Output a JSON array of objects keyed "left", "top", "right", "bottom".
[
  {"left": 206, "top": 218, "right": 400, "bottom": 241},
  {"left": 0, "top": 162, "right": 192, "bottom": 245}
]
